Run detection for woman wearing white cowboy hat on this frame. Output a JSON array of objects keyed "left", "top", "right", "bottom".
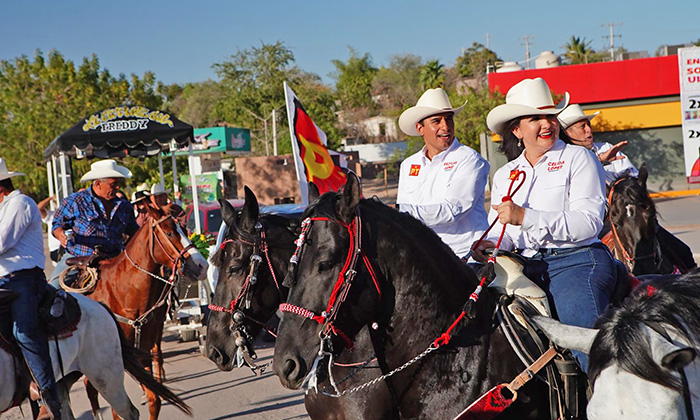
[
  {"left": 396, "top": 88, "right": 490, "bottom": 261},
  {"left": 473, "top": 78, "right": 616, "bottom": 373},
  {"left": 558, "top": 104, "right": 638, "bottom": 183}
]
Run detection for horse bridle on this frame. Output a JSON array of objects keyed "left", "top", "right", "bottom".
[
  {"left": 607, "top": 178, "right": 665, "bottom": 273},
  {"left": 119, "top": 214, "right": 197, "bottom": 347},
  {"left": 208, "top": 217, "right": 283, "bottom": 373},
  {"left": 279, "top": 210, "right": 382, "bottom": 353}
]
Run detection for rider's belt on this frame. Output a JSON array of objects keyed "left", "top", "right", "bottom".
[{"left": 518, "top": 246, "right": 586, "bottom": 256}]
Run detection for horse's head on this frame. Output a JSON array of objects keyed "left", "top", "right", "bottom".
[
  {"left": 206, "top": 187, "right": 298, "bottom": 371},
  {"left": 273, "top": 174, "right": 384, "bottom": 390},
  {"left": 534, "top": 273, "right": 700, "bottom": 419},
  {"left": 144, "top": 205, "right": 209, "bottom": 282},
  {"left": 608, "top": 168, "right": 672, "bottom": 275}
]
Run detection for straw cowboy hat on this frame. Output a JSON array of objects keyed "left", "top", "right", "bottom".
[
  {"left": 150, "top": 183, "right": 171, "bottom": 195},
  {"left": 0, "top": 158, "right": 25, "bottom": 181},
  {"left": 486, "top": 78, "right": 570, "bottom": 135},
  {"left": 557, "top": 104, "right": 600, "bottom": 129},
  {"left": 399, "top": 88, "right": 467, "bottom": 136},
  {"left": 80, "top": 159, "right": 132, "bottom": 182}
]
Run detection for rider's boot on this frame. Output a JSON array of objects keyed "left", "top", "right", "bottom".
[{"left": 37, "top": 385, "right": 62, "bottom": 420}]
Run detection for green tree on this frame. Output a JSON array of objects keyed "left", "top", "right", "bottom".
[
  {"left": 419, "top": 60, "right": 444, "bottom": 90},
  {"left": 0, "top": 50, "right": 163, "bottom": 198},
  {"left": 562, "top": 36, "right": 604, "bottom": 64},
  {"left": 167, "top": 80, "right": 224, "bottom": 128},
  {"left": 373, "top": 54, "right": 423, "bottom": 113},
  {"left": 214, "top": 41, "right": 341, "bottom": 153},
  {"left": 456, "top": 43, "right": 500, "bottom": 84},
  {"left": 331, "top": 48, "right": 378, "bottom": 110}
]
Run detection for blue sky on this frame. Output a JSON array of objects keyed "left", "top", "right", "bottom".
[{"left": 1, "top": 1, "right": 697, "bottom": 86}]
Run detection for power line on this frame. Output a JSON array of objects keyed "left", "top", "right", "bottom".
[
  {"left": 602, "top": 22, "right": 622, "bottom": 60},
  {"left": 519, "top": 35, "right": 535, "bottom": 69}
]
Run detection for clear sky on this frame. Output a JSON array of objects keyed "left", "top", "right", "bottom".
[{"left": 1, "top": 0, "right": 697, "bottom": 86}]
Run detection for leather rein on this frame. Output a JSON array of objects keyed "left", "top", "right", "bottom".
[{"left": 117, "top": 215, "right": 197, "bottom": 348}]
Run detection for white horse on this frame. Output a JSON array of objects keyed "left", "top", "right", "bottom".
[
  {"left": 1, "top": 292, "right": 190, "bottom": 420},
  {"left": 534, "top": 272, "right": 700, "bottom": 420}
]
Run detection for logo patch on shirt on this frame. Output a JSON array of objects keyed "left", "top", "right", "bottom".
[
  {"left": 409, "top": 164, "right": 421, "bottom": 176},
  {"left": 443, "top": 161, "right": 457, "bottom": 171},
  {"left": 547, "top": 161, "right": 565, "bottom": 172}
]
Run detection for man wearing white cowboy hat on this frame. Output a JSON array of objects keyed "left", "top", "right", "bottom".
[
  {"left": 0, "top": 157, "right": 63, "bottom": 419},
  {"left": 131, "top": 183, "right": 151, "bottom": 227},
  {"left": 396, "top": 88, "right": 490, "bottom": 260},
  {"left": 49, "top": 159, "right": 139, "bottom": 286},
  {"left": 475, "top": 78, "right": 615, "bottom": 373},
  {"left": 558, "top": 103, "right": 638, "bottom": 183}
]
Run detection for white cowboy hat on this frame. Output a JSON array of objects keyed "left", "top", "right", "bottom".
[
  {"left": 486, "top": 78, "right": 570, "bottom": 135},
  {"left": 399, "top": 88, "right": 467, "bottom": 136},
  {"left": 150, "top": 183, "right": 171, "bottom": 195},
  {"left": 79, "top": 159, "right": 132, "bottom": 182},
  {"left": 0, "top": 158, "right": 25, "bottom": 181},
  {"left": 557, "top": 104, "right": 600, "bottom": 129}
]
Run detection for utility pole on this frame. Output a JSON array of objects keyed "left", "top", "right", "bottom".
[
  {"left": 272, "top": 108, "right": 278, "bottom": 156},
  {"left": 602, "top": 22, "right": 622, "bottom": 61},
  {"left": 519, "top": 35, "right": 534, "bottom": 69},
  {"left": 486, "top": 33, "right": 490, "bottom": 49}
]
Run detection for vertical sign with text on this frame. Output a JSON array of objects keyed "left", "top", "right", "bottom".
[{"left": 679, "top": 47, "right": 700, "bottom": 184}]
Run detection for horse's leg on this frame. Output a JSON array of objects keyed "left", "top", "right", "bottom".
[
  {"left": 151, "top": 324, "right": 165, "bottom": 383},
  {"left": 85, "top": 368, "right": 138, "bottom": 420},
  {"left": 84, "top": 378, "right": 105, "bottom": 420},
  {"left": 143, "top": 382, "right": 162, "bottom": 420},
  {"left": 55, "top": 380, "right": 76, "bottom": 420}
]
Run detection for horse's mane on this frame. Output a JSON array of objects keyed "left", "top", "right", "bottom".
[
  {"left": 211, "top": 213, "right": 298, "bottom": 270},
  {"left": 304, "top": 193, "right": 471, "bottom": 278},
  {"left": 589, "top": 269, "right": 700, "bottom": 391}
]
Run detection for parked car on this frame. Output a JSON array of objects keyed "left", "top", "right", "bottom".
[{"left": 185, "top": 199, "right": 245, "bottom": 241}]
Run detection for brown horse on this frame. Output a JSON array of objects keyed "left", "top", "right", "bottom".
[{"left": 78, "top": 205, "right": 208, "bottom": 419}]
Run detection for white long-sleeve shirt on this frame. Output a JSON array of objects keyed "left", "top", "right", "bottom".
[
  {"left": 397, "top": 139, "right": 490, "bottom": 257},
  {"left": 487, "top": 140, "right": 606, "bottom": 257},
  {"left": 593, "top": 142, "right": 639, "bottom": 183},
  {"left": 0, "top": 190, "right": 45, "bottom": 276}
]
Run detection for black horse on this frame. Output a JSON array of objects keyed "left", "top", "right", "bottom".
[
  {"left": 207, "top": 186, "right": 395, "bottom": 419},
  {"left": 604, "top": 166, "right": 696, "bottom": 276},
  {"left": 273, "top": 174, "right": 551, "bottom": 419}
]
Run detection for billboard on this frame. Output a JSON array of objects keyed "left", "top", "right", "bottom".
[
  {"left": 179, "top": 173, "right": 221, "bottom": 205},
  {"left": 169, "top": 126, "right": 250, "bottom": 156},
  {"left": 678, "top": 47, "right": 700, "bottom": 184}
]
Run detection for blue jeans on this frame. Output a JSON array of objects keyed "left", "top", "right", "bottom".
[
  {"left": 524, "top": 242, "right": 616, "bottom": 373},
  {"left": 49, "top": 251, "right": 77, "bottom": 288},
  {"left": 0, "top": 268, "right": 57, "bottom": 390}
]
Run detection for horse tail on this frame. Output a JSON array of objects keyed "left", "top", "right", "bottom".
[{"left": 98, "top": 303, "right": 193, "bottom": 416}]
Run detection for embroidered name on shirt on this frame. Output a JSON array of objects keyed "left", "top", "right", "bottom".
[
  {"left": 548, "top": 161, "right": 565, "bottom": 172},
  {"left": 409, "top": 164, "right": 421, "bottom": 176},
  {"left": 443, "top": 161, "right": 457, "bottom": 171}
]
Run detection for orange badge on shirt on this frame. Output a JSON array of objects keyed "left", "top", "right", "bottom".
[{"left": 409, "top": 164, "right": 421, "bottom": 176}]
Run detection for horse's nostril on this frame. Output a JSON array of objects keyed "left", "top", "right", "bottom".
[
  {"left": 282, "top": 358, "right": 298, "bottom": 382},
  {"left": 208, "top": 346, "right": 229, "bottom": 366}
]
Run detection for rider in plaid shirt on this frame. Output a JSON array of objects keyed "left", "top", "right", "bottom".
[{"left": 49, "top": 160, "right": 139, "bottom": 286}]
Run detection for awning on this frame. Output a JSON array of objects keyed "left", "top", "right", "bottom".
[{"left": 44, "top": 106, "right": 193, "bottom": 160}]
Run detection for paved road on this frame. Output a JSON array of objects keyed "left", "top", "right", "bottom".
[{"left": 3, "top": 191, "right": 698, "bottom": 420}]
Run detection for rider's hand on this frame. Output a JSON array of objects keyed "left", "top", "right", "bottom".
[
  {"left": 472, "top": 240, "right": 497, "bottom": 263},
  {"left": 53, "top": 228, "right": 68, "bottom": 247},
  {"left": 597, "top": 141, "right": 628, "bottom": 164},
  {"left": 492, "top": 201, "right": 525, "bottom": 226}
]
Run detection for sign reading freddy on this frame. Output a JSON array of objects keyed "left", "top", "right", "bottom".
[{"left": 678, "top": 47, "right": 700, "bottom": 183}]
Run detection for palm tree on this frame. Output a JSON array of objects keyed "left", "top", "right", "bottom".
[
  {"left": 420, "top": 60, "right": 444, "bottom": 90},
  {"left": 563, "top": 36, "right": 594, "bottom": 64}
]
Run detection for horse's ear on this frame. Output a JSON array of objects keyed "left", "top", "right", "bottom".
[
  {"left": 337, "top": 173, "right": 361, "bottom": 223},
  {"left": 219, "top": 198, "right": 237, "bottom": 227},
  {"left": 638, "top": 163, "right": 648, "bottom": 190},
  {"left": 239, "top": 186, "right": 260, "bottom": 232},
  {"left": 145, "top": 202, "right": 164, "bottom": 220},
  {"left": 531, "top": 316, "right": 597, "bottom": 355},
  {"left": 308, "top": 182, "right": 320, "bottom": 203}
]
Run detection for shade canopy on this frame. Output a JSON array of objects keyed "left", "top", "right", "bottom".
[{"left": 44, "top": 106, "right": 193, "bottom": 160}]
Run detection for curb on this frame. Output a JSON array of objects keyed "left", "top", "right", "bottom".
[{"left": 649, "top": 189, "right": 700, "bottom": 198}]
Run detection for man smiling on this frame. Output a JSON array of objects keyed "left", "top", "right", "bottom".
[{"left": 396, "top": 88, "right": 490, "bottom": 261}]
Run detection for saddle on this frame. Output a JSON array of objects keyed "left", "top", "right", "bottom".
[
  {"left": 62, "top": 253, "right": 106, "bottom": 292},
  {"left": 0, "top": 285, "right": 82, "bottom": 354},
  {"left": 485, "top": 250, "right": 587, "bottom": 420}
]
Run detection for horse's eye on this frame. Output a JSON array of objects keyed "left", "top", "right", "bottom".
[
  {"left": 166, "top": 232, "right": 173, "bottom": 237},
  {"left": 228, "top": 266, "right": 243, "bottom": 276},
  {"left": 318, "top": 261, "right": 335, "bottom": 272}
]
